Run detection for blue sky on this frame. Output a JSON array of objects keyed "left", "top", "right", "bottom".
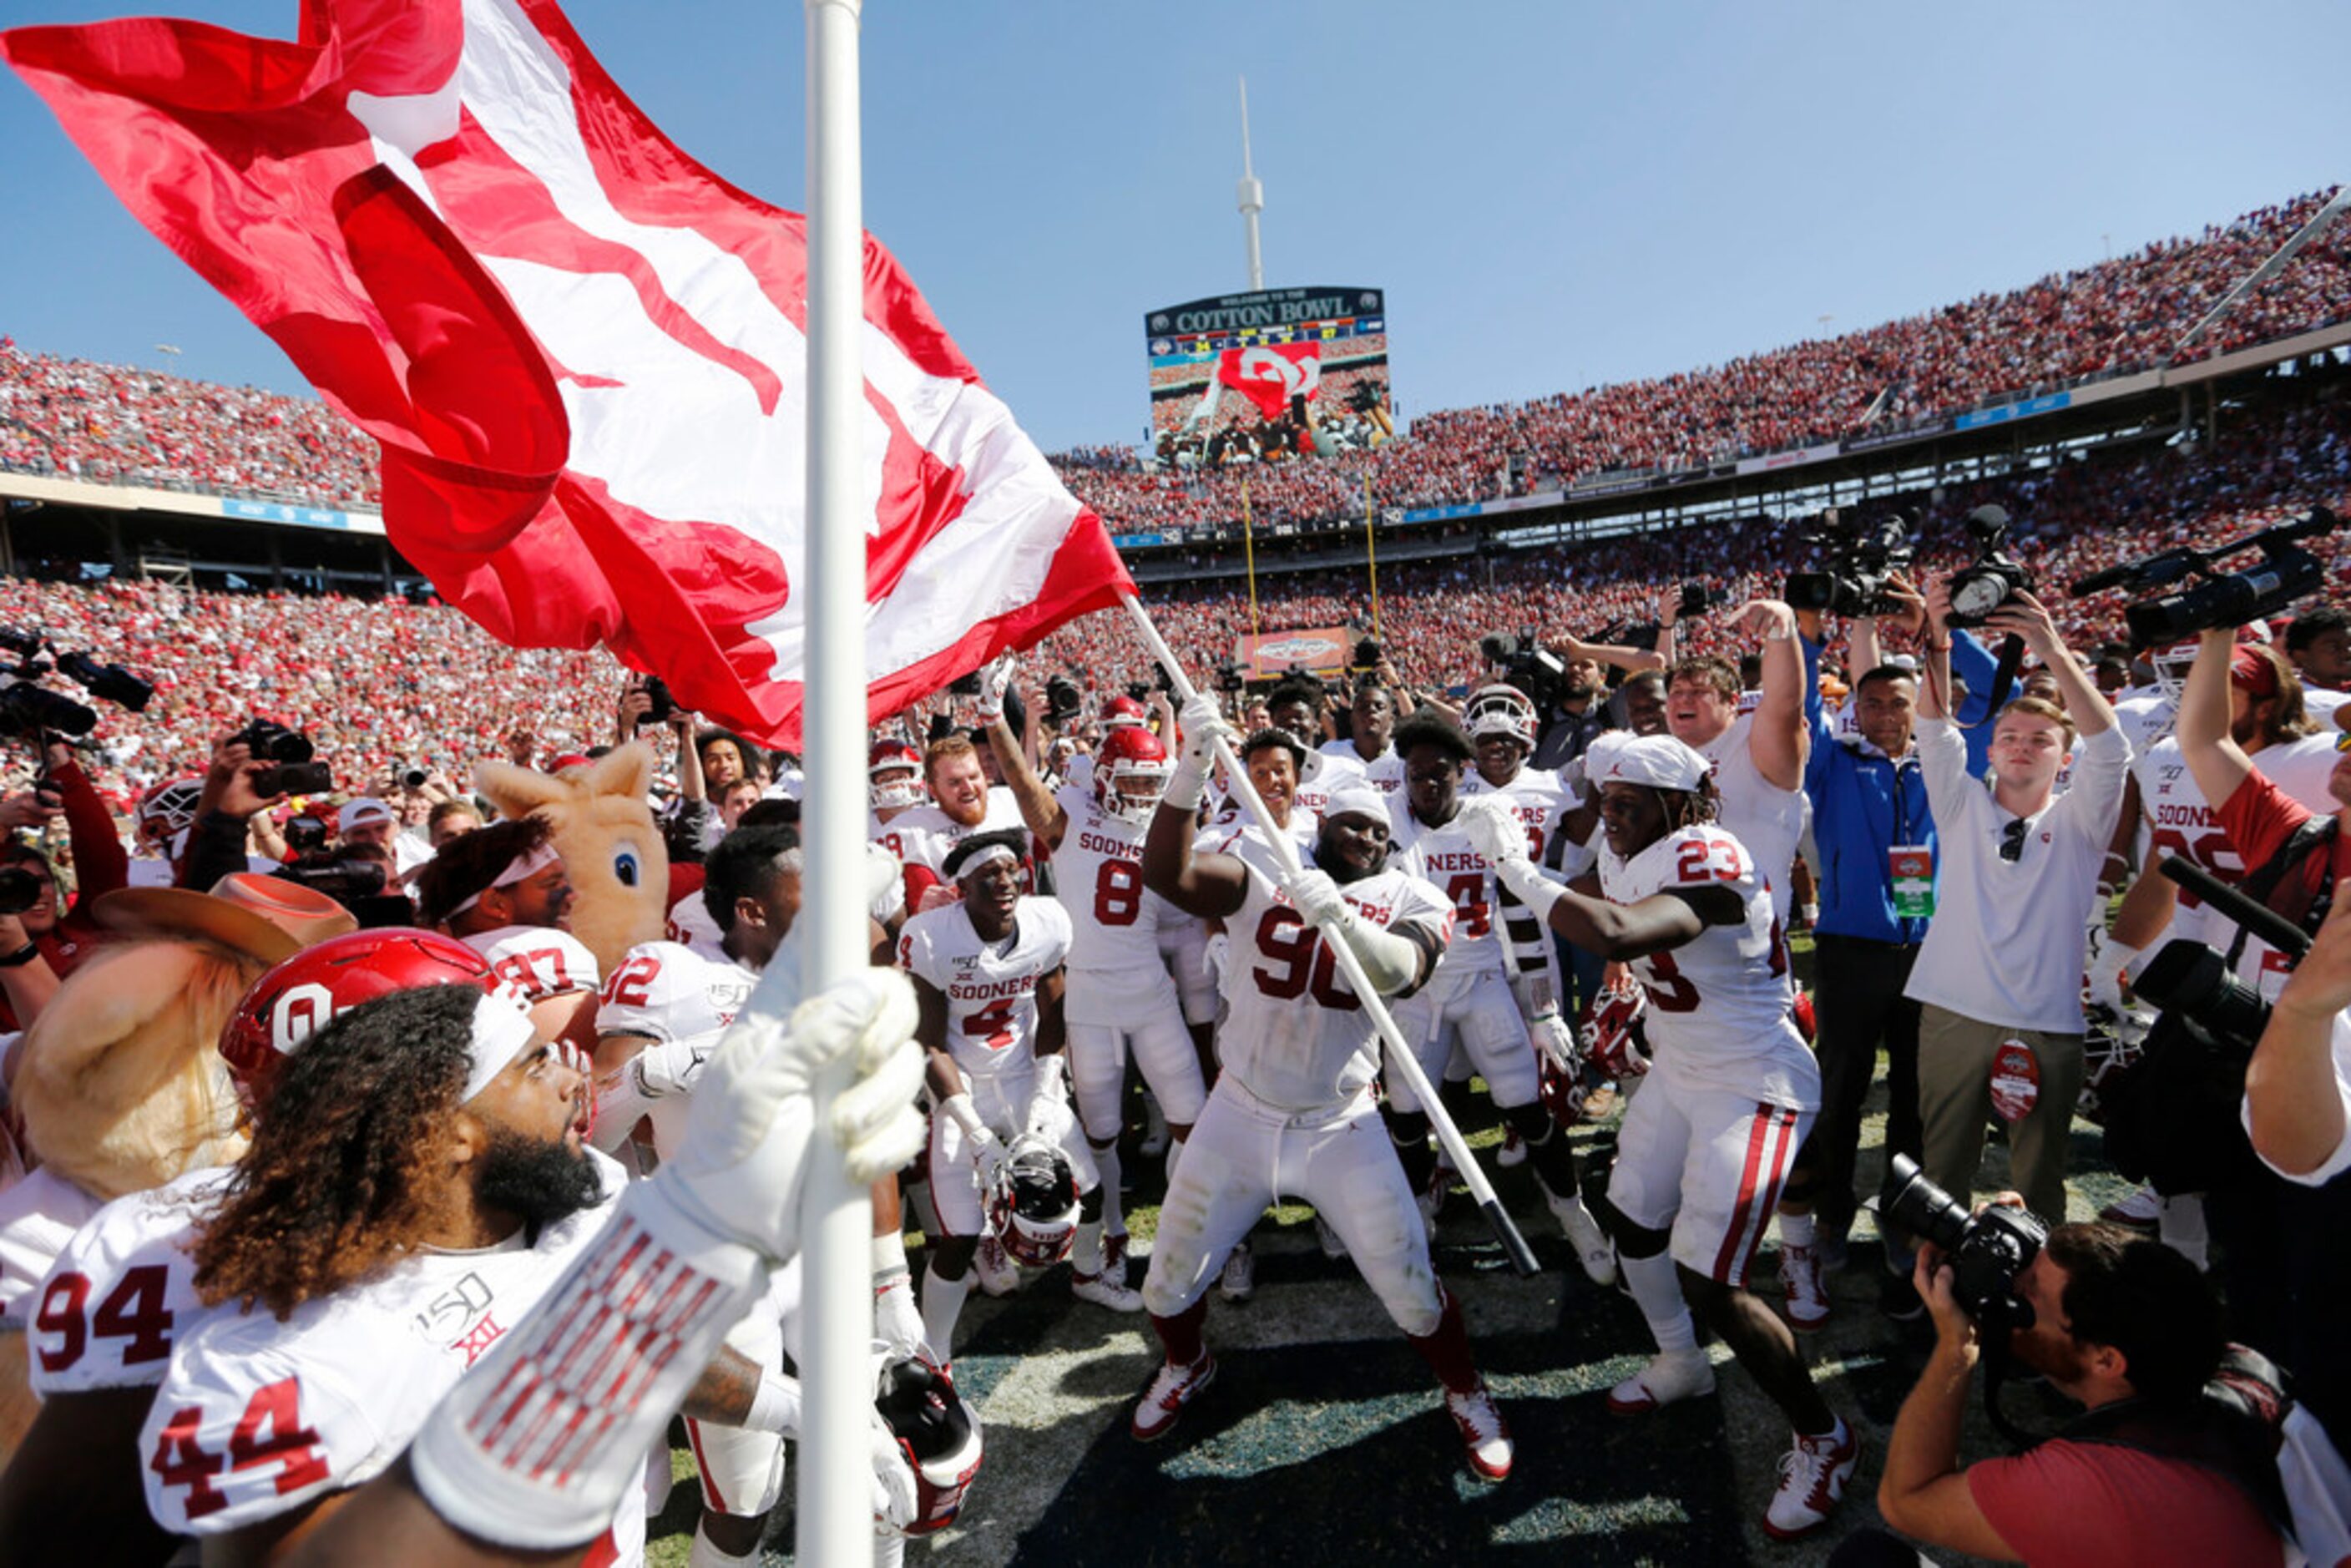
[{"left": 3, "top": 0, "right": 2347, "bottom": 453}]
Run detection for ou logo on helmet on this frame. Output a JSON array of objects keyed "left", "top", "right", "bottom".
[{"left": 270, "top": 980, "right": 340, "bottom": 1055}]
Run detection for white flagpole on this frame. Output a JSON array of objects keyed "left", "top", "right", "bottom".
[
  {"left": 1120, "top": 595, "right": 1539, "bottom": 1277},
  {"left": 801, "top": 1, "right": 874, "bottom": 1561}
]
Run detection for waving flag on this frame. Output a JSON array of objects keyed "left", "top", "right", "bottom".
[
  {"left": 3, "top": 0, "right": 1133, "bottom": 746},
  {"left": 1216, "top": 341, "right": 1322, "bottom": 420}
]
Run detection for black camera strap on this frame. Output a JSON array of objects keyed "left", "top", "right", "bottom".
[{"left": 2222, "top": 812, "right": 2338, "bottom": 969}]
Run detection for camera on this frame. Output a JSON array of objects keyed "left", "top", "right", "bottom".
[
  {"left": 2133, "top": 938, "right": 2272, "bottom": 1049},
  {"left": 1354, "top": 637, "right": 1382, "bottom": 670},
  {"left": 0, "top": 628, "right": 153, "bottom": 741},
  {"left": 1044, "top": 674, "right": 1083, "bottom": 724},
  {"left": 1883, "top": 1154, "right": 2048, "bottom": 1323},
  {"left": 0, "top": 864, "right": 43, "bottom": 916},
  {"left": 2102, "top": 508, "right": 2338, "bottom": 645},
  {"left": 399, "top": 764, "right": 432, "bottom": 792},
  {"left": 0, "top": 681, "right": 97, "bottom": 738},
  {"left": 1784, "top": 508, "right": 1917, "bottom": 619},
  {"left": 1477, "top": 630, "right": 1567, "bottom": 712},
  {"left": 53, "top": 652, "right": 151, "bottom": 712},
  {"left": 226, "top": 719, "right": 333, "bottom": 797},
  {"left": 632, "top": 676, "right": 675, "bottom": 728},
  {"left": 1944, "top": 506, "right": 2034, "bottom": 630},
  {"left": 948, "top": 670, "right": 984, "bottom": 697},
  {"left": 1675, "top": 582, "right": 1718, "bottom": 620},
  {"left": 1214, "top": 662, "right": 1247, "bottom": 695}
]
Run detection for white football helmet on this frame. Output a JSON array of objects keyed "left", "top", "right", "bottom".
[
  {"left": 868, "top": 740, "right": 925, "bottom": 812},
  {"left": 984, "top": 1132, "right": 1079, "bottom": 1267},
  {"left": 2146, "top": 639, "right": 2202, "bottom": 705},
  {"left": 1464, "top": 683, "right": 1538, "bottom": 750},
  {"left": 873, "top": 1354, "right": 984, "bottom": 1538}
]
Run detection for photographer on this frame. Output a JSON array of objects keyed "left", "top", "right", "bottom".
[
  {"left": 1864, "top": 1217, "right": 2282, "bottom": 1564},
  {"left": 1529, "top": 639, "right": 1626, "bottom": 771},
  {"left": 0, "top": 738, "right": 125, "bottom": 983},
  {"left": 1906, "top": 583, "right": 2126, "bottom": 1228}
]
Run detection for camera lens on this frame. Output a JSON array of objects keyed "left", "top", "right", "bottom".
[
  {"left": 1881, "top": 1154, "right": 1970, "bottom": 1252},
  {"left": 0, "top": 866, "right": 40, "bottom": 916}
]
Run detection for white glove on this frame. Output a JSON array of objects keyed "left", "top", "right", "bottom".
[
  {"left": 2086, "top": 938, "right": 2141, "bottom": 1015},
  {"left": 632, "top": 1029, "right": 721, "bottom": 1098},
  {"left": 1165, "top": 694, "right": 1236, "bottom": 812},
  {"left": 958, "top": 1118, "right": 1008, "bottom": 1188},
  {"left": 1531, "top": 1010, "right": 1581, "bottom": 1077},
  {"left": 1287, "top": 867, "right": 1355, "bottom": 932},
  {"left": 871, "top": 1409, "right": 918, "bottom": 1533},
  {"left": 1458, "top": 794, "right": 1531, "bottom": 867},
  {"left": 659, "top": 967, "right": 928, "bottom": 1260},
  {"left": 975, "top": 653, "right": 1015, "bottom": 725},
  {"left": 1027, "top": 1055, "right": 1074, "bottom": 1142}
]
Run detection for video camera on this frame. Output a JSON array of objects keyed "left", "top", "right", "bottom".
[
  {"left": 1784, "top": 508, "right": 1916, "bottom": 619},
  {"left": 0, "top": 625, "right": 151, "bottom": 741},
  {"left": 1883, "top": 1154, "right": 2048, "bottom": 1324},
  {"left": 225, "top": 719, "right": 334, "bottom": 797},
  {"left": 1477, "top": 630, "right": 1567, "bottom": 712},
  {"left": 1943, "top": 505, "right": 2034, "bottom": 630},
  {"left": 2069, "top": 506, "right": 2336, "bottom": 645},
  {"left": 630, "top": 676, "right": 675, "bottom": 728}
]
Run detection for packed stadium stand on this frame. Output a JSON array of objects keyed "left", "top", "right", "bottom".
[{"left": 0, "top": 186, "right": 2346, "bottom": 805}]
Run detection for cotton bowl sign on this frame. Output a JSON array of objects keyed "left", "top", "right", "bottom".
[{"left": 1235, "top": 626, "right": 1351, "bottom": 680}]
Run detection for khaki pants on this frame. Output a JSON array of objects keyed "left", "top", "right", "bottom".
[{"left": 1916, "top": 1004, "right": 2083, "bottom": 1225}]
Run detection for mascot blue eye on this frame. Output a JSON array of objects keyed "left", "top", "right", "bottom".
[{"left": 614, "top": 847, "right": 640, "bottom": 888}]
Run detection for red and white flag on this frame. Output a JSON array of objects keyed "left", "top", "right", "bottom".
[
  {"left": 1216, "top": 341, "right": 1321, "bottom": 420},
  {"left": 4, "top": 0, "right": 1133, "bottom": 746}
]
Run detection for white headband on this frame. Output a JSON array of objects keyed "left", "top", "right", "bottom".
[
  {"left": 952, "top": 842, "right": 1020, "bottom": 880},
  {"left": 462, "top": 988, "right": 540, "bottom": 1102},
  {"left": 447, "top": 842, "right": 561, "bottom": 920}
]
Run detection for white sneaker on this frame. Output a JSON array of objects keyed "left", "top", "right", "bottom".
[
  {"left": 1496, "top": 1126, "right": 1527, "bottom": 1168},
  {"left": 1443, "top": 1383, "right": 1514, "bottom": 1481},
  {"left": 1605, "top": 1348, "right": 1716, "bottom": 1415},
  {"left": 1781, "top": 1242, "right": 1830, "bottom": 1333},
  {"left": 973, "top": 1232, "right": 1020, "bottom": 1297},
  {"left": 1130, "top": 1353, "right": 1216, "bottom": 1442},
  {"left": 1763, "top": 1419, "right": 1858, "bottom": 1540},
  {"left": 1218, "top": 1241, "right": 1255, "bottom": 1303},
  {"left": 1071, "top": 1267, "right": 1145, "bottom": 1312},
  {"left": 1104, "top": 1230, "right": 1131, "bottom": 1278},
  {"left": 1313, "top": 1212, "right": 1349, "bottom": 1259},
  {"left": 1546, "top": 1191, "right": 1619, "bottom": 1287}
]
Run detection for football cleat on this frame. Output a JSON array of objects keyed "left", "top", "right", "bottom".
[
  {"left": 2097, "top": 1183, "right": 2162, "bottom": 1230},
  {"left": 1496, "top": 1125, "right": 1528, "bottom": 1166},
  {"left": 1313, "top": 1211, "right": 1349, "bottom": 1260},
  {"left": 1445, "top": 1383, "right": 1514, "bottom": 1482},
  {"left": 1780, "top": 1242, "right": 1830, "bottom": 1332},
  {"left": 1130, "top": 1353, "right": 1216, "bottom": 1442},
  {"left": 1218, "top": 1241, "right": 1255, "bottom": 1303},
  {"left": 1071, "top": 1267, "right": 1145, "bottom": 1312},
  {"left": 1606, "top": 1348, "right": 1716, "bottom": 1414},
  {"left": 1762, "top": 1419, "right": 1859, "bottom": 1540},
  {"left": 1545, "top": 1191, "right": 1618, "bottom": 1287}
]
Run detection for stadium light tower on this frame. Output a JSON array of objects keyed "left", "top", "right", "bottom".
[{"left": 1236, "top": 76, "right": 1265, "bottom": 291}]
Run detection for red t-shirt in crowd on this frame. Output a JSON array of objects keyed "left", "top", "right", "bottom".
[{"left": 1967, "top": 1438, "right": 2280, "bottom": 1565}]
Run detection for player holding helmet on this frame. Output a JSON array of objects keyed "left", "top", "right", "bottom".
[
  {"left": 980, "top": 660, "right": 1206, "bottom": 1279},
  {"left": 1459, "top": 731, "right": 1854, "bottom": 1538},
  {"left": 900, "top": 828, "right": 1140, "bottom": 1368},
  {"left": 1133, "top": 697, "right": 1513, "bottom": 1484}
]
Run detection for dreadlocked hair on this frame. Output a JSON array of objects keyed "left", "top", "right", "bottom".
[
  {"left": 1657, "top": 773, "right": 1722, "bottom": 833},
  {"left": 193, "top": 984, "right": 480, "bottom": 1320},
  {"left": 415, "top": 815, "right": 552, "bottom": 928}
]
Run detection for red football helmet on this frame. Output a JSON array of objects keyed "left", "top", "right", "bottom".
[
  {"left": 221, "top": 928, "right": 494, "bottom": 1116},
  {"left": 1093, "top": 726, "right": 1171, "bottom": 824},
  {"left": 1100, "top": 695, "right": 1147, "bottom": 730},
  {"left": 874, "top": 1354, "right": 984, "bottom": 1537},
  {"left": 984, "top": 1133, "right": 1079, "bottom": 1267},
  {"left": 1577, "top": 979, "right": 1651, "bottom": 1082},
  {"left": 1464, "top": 684, "right": 1538, "bottom": 751},
  {"left": 138, "top": 776, "right": 205, "bottom": 849},
  {"left": 869, "top": 740, "right": 925, "bottom": 812}
]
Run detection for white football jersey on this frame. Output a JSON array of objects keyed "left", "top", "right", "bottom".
[
  {"left": 1392, "top": 808, "right": 1505, "bottom": 979},
  {"left": 142, "top": 1153, "right": 629, "bottom": 1540},
  {"left": 599, "top": 940, "right": 757, "bottom": 1159},
  {"left": 1050, "top": 784, "right": 1177, "bottom": 974},
  {"left": 29, "top": 1165, "right": 230, "bottom": 1395},
  {"left": 1599, "top": 822, "right": 1818, "bottom": 1110},
  {"left": 899, "top": 897, "right": 1072, "bottom": 1088},
  {"left": 1457, "top": 763, "right": 1578, "bottom": 867},
  {"left": 887, "top": 789, "right": 1029, "bottom": 888},
  {"left": 0, "top": 1166, "right": 105, "bottom": 1331},
  {"left": 1321, "top": 740, "right": 1407, "bottom": 799},
  {"left": 664, "top": 888, "right": 729, "bottom": 963},
  {"left": 1213, "top": 833, "right": 1454, "bottom": 1113},
  {"left": 2135, "top": 734, "right": 2338, "bottom": 949},
  {"left": 460, "top": 924, "right": 601, "bottom": 1000},
  {"left": 2114, "top": 692, "right": 2176, "bottom": 760},
  {"left": 1691, "top": 714, "right": 1807, "bottom": 922}
]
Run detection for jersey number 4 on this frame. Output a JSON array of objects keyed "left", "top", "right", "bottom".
[
  {"left": 1250, "top": 908, "right": 1361, "bottom": 1010},
  {"left": 150, "top": 1376, "right": 329, "bottom": 1520}
]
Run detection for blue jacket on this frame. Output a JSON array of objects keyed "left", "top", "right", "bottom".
[{"left": 1798, "top": 632, "right": 1995, "bottom": 944}]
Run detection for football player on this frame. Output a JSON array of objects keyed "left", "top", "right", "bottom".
[
  {"left": 1134, "top": 696, "right": 1513, "bottom": 1484},
  {"left": 415, "top": 816, "right": 600, "bottom": 1060},
  {"left": 0, "top": 928, "right": 493, "bottom": 1563},
  {"left": 982, "top": 673, "right": 1206, "bottom": 1280},
  {"left": 1460, "top": 732, "right": 1854, "bottom": 1538},
  {"left": 902, "top": 830, "right": 1138, "bottom": 1367},
  {"left": 890, "top": 736, "right": 1031, "bottom": 913},
  {"left": 1320, "top": 677, "right": 1406, "bottom": 801},
  {"left": 1386, "top": 711, "right": 1614, "bottom": 1283}
]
